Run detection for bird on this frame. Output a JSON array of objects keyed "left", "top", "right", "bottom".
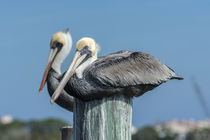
[
  {"left": 51, "top": 37, "right": 183, "bottom": 102},
  {"left": 39, "top": 29, "right": 74, "bottom": 112}
]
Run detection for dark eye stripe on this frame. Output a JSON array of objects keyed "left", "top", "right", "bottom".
[
  {"left": 52, "top": 41, "right": 63, "bottom": 49},
  {"left": 56, "top": 42, "right": 63, "bottom": 48}
]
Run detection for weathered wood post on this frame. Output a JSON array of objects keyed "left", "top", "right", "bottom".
[
  {"left": 61, "top": 126, "right": 73, "bottom": 140},
  {"left": 73, "top": 94, "right": 133, "bottom": 140}
]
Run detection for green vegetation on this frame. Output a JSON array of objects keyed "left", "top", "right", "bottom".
[
  {"left": 132, "top": 126, "right": 178, "bottom": 140},
  {"left": 132, "top": 126, "right": 159, "bottom": 140},
  {"left": 1, "top": 119, "right": 210, "bottom": 140},
  {"left": 186, "top": 128, "right": 210, "bottom": 140},
  {"left": 132, "top": 126, "right": 210, "bottom": 140},
  {"left": 0, "top": 118, "right": 68, "bottom": 140}
]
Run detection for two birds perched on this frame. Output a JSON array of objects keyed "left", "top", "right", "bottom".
[{"left": 39, "top": 29, "right": 183, "bottom": 112}]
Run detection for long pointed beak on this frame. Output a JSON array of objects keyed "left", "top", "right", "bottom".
[
  {"left": 39, "top": 48, "right": 59, "bottom": 93},
  {"left": 50, "top": 51, "right": 87, "bottom": 103}
]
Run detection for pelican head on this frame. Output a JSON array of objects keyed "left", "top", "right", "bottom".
[
  {"left": 76, "top": 37, "right": 97, "bottom": 57},
  {"left": 39, "top": 29, "right": 72, "bottom": 93},
  {"left": 50, "top": 37, "right": 98, "bottom": 103}
]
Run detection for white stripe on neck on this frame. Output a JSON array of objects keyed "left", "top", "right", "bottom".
[
  {"left": 76, "top": 55, "right": 97, "bottom": 79},
  {"left": 52, "top": 59, "right": 62, "bottom": 74}
]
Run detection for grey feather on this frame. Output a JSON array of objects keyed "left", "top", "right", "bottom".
[
  {"left": 65, "top": 50, "right": 183, "bottom": 101},
  {"left": 47, "top": 69, "right": 74, "bottom": 112},
  {"left": 88, "top": 51, "right": 178, "bottom": 87}
]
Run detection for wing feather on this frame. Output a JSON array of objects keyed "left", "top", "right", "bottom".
[{"left": 86, "top": 51, "right": 176, "bottom": 87}]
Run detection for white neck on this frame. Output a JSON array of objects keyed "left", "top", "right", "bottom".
[
  {"left": 75, "top": 43, "right": 99, "bottom": 78},
  {"left": 52, "top": 46, "right": 71, "bottom": 74},
  {"left": 52, "top": 58, "right": 62, "bottom": 74},
  {"left": 76, "top": 55, "right": 97, "bottom": 79},
  {"left": 52, "top": 34, "right": 72, "bottom": 74}
]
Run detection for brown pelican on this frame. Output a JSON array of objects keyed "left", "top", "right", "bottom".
[
  {"left": 51, "top": 37, "right": 183, "bottom": 102},
  {"left": 39, "top": 29, "right": 74, "bottom": 112}
]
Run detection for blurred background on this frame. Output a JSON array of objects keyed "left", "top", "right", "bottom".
[{"left": 0, "top": 0, "right": 210, "bottom": 140}]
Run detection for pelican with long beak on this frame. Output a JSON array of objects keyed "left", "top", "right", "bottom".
[
  {"left": 51, "top": 37, "right": 183, "bottom": 102},
  {"left": 39, "top": 29, "right": 74, "bottom": 112}
]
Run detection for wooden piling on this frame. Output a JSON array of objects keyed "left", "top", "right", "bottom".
[
  {"left": 73, "top": 94, "right": 133, "bottom": 140},
  {"left": 61, "top": 126, "right": 73, "bottom": 140}
]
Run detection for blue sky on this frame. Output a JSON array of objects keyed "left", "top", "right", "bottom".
[{"left": 0, "top": 0, "right": 210, "bottom": 128}]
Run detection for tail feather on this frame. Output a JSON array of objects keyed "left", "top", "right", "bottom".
[{"left": 171, "top": 76, "right": 184, "bottom": 80}]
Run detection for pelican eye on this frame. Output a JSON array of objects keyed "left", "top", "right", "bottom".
[
  {"left": 80, "top": 46, "right": 91, "bottom": 56},
  {"left": 52, "top": 41, "right": 63, "bottom": 49},
  {"left": 56, "top": 42, "right": 63, "bottom": 48}
]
